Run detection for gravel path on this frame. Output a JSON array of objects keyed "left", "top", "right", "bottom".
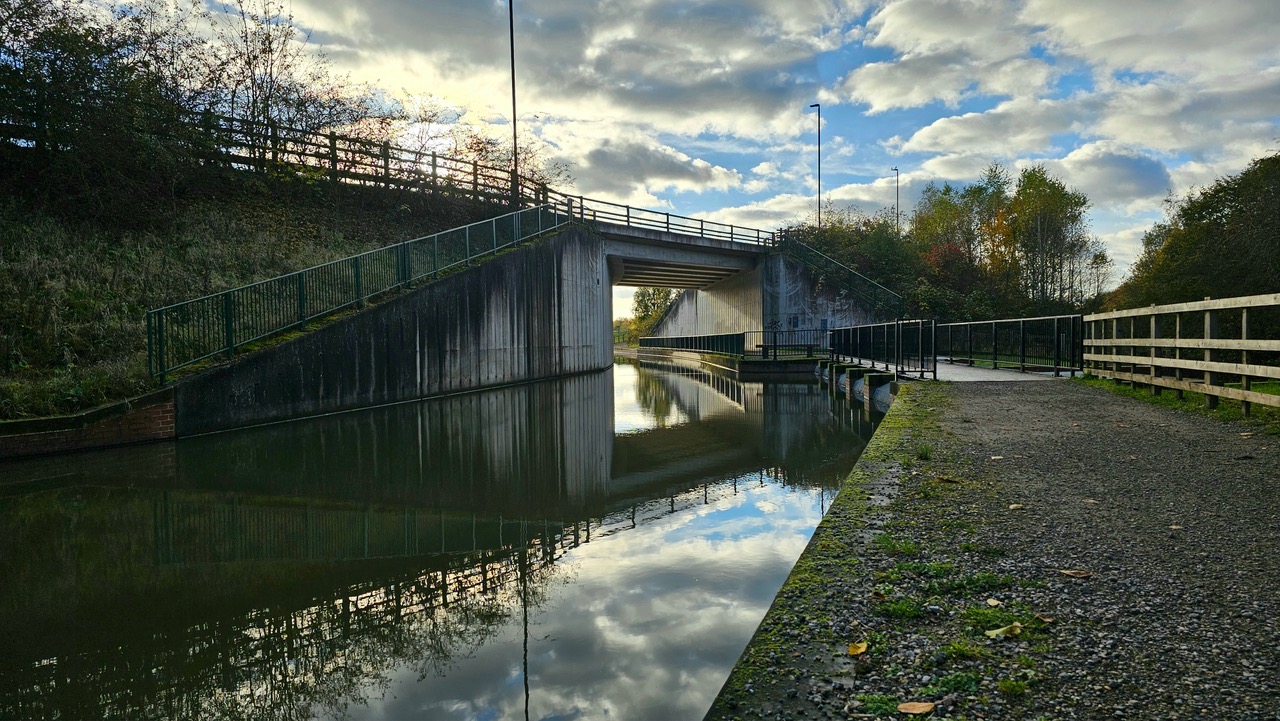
[{"left": 706, "top": 379, "right": 1280, "bottom": 721}]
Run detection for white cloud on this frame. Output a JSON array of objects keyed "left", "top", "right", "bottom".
[
  {"left": 839, "top": 0, "right": 1051, "bottom": 112},
  {"left": 1031, "top": 142, "right": 1172, "bottom": 210},
  {"left": 901, "top": 97, "right": 1083, "bottom": 156}
]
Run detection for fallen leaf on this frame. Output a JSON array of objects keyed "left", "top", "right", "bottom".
[
  {"left": 1070, "top": 422, "right": 1081, "bottom": 427},
  {"left": 1058, "top": 569, "right": 1092, "bottom": 578},
  {"left": 986, "top": 598, "right": 1003, "bottom": 607},
  {"left": 1008, "top": 503, "right": 1024, "bottom": 510},
  {"left": 1033, "top": 613, "right": 1055, "bottom": 624},
  {"left": 936, "top": 475, "right": 959, "bottom": 484},
  {"left": 989, "top": 455, "right": 1005, "bottom": 460},
  {"left": 870, "top": 591, "right": 888, "bottom": 601},
  {"left": 1168, "top": 524, "right": 1183, "bottom": 530},
  {"left": 848, "top": 641, "right": 869, "bottom": 656},
  {"left": 897, "top": 701, "right": 936, "bottom": 715},
  {"left": 1240, "top": 432, "right": 1254, "bottom": 438},
  {"left": 984, "top": 622, "right": 1023, "bottom": 639},
  {"left": 1115, "top": 422, "right": 1133, "bottom": 428},
  {"left": 1082, "top": 498, "right": 1100, "bottom": 505}
]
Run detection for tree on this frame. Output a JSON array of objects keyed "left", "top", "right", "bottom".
[
  {"left": 1113, "top": 153, "right": 1280, "bottom": 308},
  {"left": 631, "top": 287, "right": 677, "bottom": 339}
]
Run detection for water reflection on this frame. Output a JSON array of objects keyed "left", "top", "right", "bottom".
[{"left": 0, "top": 360, "right": 879, "bottom": 721}]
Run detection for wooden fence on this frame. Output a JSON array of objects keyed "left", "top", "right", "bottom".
[
  {"left": 0, "top": 109, "right": 550, "bottom": 206},
  {"left": 1083, "top": 293, "right": 1280, "bottom": 414}
]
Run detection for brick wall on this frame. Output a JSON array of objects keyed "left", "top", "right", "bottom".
[{"left": 0, "top": 390, "right": 176, "bottom": 460}]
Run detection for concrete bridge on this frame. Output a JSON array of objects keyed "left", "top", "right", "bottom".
[{"left": 147, "top": 197, "right": 895, "bottom": 437}]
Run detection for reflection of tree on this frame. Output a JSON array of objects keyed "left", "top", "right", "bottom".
[
  {"left": 0, "top": 488, "right": 567, "bottom": 721},
  {"left": 633, "top": 366, "right": 680, "bottom": 426}
]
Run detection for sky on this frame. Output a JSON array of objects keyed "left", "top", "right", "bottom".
[{"left": 285, "top": 0, "right": 1280, "bottom": 317}]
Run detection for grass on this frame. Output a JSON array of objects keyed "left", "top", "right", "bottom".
[
  {"left": 0, "top": 182, "right": 502, "bottom": 420},
  {"left": 856, "top": 694, "right": 899, "bottom": 715},
  {"left": 872, "top": 533, "right": 921, "bottom": 557},
  {"left": 1074, "top": 374, "right": 1280, "bottom": 434},
  {"left": 942, "top": 641, "right": 989, "bottom": 660},
  {"left": 875, "top": 596, "right": 925, "bottom": 620}
]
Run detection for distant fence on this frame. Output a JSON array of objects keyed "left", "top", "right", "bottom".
[
  {"left": 829, "top": 320, "right": 936, "bottom": 379},
  {"left": 1084, "top": 293, "right": 1280, "bottom": 414},
  {"left": 638, "top": 330, "right": 830, "bottom": 359},
  {"left": 938, "top": 315, "right": 1083, "bottom": 376},
  {"left": 147, "top": 205, "right": 566, "bottom": 380}
]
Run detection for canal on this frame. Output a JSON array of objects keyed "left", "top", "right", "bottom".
[{"left": 0, "top": 358, "right": 879, "bottom": 720}]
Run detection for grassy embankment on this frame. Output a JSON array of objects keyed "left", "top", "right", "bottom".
[{"left": 0, "top": 170, "right": 502, "bottom": 421}]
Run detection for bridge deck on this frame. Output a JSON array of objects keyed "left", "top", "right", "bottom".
[{"left": 709, "top": 379, "right": 1280, "bottom": 719}]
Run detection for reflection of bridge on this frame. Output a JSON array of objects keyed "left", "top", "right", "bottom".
[{"left": 1, "top": 468, "right": 823, "bottom": 721}]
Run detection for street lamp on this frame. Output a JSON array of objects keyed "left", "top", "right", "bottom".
[
  {"left": 891, "top": 166, "right": 899, "bottom": 237},
  {"left": 509, "top": 0, "right": 519, "bottom": 206},
  {"left": 810, "top": 103, "right": 820, "bottom": 230}
]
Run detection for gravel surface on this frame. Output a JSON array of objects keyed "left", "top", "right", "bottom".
[{"left": 706, "top": 380, "right": 1280, "bottom": 721}]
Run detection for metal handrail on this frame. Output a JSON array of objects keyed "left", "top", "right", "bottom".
[
  {"left": 777, "top": 236, "right": 904, "bottom": 319},
  {"left": 937, "top": 315, "right": 1082, "bottom": 375},
  {"left": 146, "top": 204, "right": 568, "bottom": 380},
  {"left": 545, "top": 189, "right": 776, "bottom": 247}
]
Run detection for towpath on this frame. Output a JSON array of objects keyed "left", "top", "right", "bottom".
[{"left": 707, "top": 379, "right": 1280, "bottom": 721}]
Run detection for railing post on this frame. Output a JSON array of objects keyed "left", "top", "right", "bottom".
[
  {"left": 1174, "top": 313, "right": 1184, "bottom": 398},
  {"left": 433, "top": 235, "right": 440, "bottom": 278},
  {"left": 1242, "top": 307, "right": 1252, "bottom": 418},
  {"left": 991, "top": 320, "right": 999, "bottom": 370},
  {"left": 931, "top": 321, "right": 937, "bottom": 381},
  {"left": 353, "top": 256, "right": 364, "bottom": 308},
  {"left": 471, "top": 160, "right": 479, "bottom": 199},
  {"left": 297, "top": 272, "right": 307, "bottom": 328},
  {"left": 156, "top": 312, "right": 167, "bottom": 384},
  {"left": 1019, "top": 319, "right": 1026, "bottom": 372},
  {"left": 1053, "top": 316, "right": 1061, "bottom": 377},
  {"left": 431, "top": 152, "right": 439, "bottom": 191},
  {"left": 1204, "top": 303, "right": 1219, "bottom": 409},
  {"left": 511, "top": 213, "right": 518, "bottom": 249},
  {"left": 223, "top": 291, "right": 235, "bottom": 359},
  {"left": 465, "top": 226, "right": 472, "bottom": 264},
  {"left": 1148, "top": 311, "right": 1160, "bottom": 393},
  {"left": 382, "top": 141, "right": 391, "bottom": 187},
  {"left": 665, "top": 213, "right": 670, "bottom": 232},
  {"left": 967, "top": 325, "right": 974, "bottom": 366}
]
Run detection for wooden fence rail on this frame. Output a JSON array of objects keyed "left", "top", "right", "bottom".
[{"left": 1083, "top": 293, "right": 1280, "bottom": 415}]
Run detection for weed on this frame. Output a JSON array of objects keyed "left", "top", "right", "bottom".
[
  {"left": 936, "top": 671, "right": 981, "bottom": 694},
  {"left": 876, "top": 597, "right": 925, "bottom": 620},
  {"left": 857, "top": 694, "right": 899, "bottom": 715},
  {"left": 997, "top": 679, "right": 1029, "bottom": 696},
  {"left": 915, "top": 442, "right": 934, "bottom": 460},
  {"left": 872, "top": 534, "right": 921, "bottom": 557},
  {"left": 942, "top": 641, "right": 989, "bottom": 660}
]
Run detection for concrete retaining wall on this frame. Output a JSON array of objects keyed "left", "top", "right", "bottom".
[
  {"left": 654, "top": 268, "right": 763, "bottom": 336},
  {"left": 176, "top": 226, "right": 612, "bottom": 436}
]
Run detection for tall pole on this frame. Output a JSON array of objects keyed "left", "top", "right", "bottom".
[
  {"left": 891, "top": 166, "right": 899, "bottom": 237},
  {"left": 509, "top": 0, "right": 519, "bottom": 207},
  {"left": 810, "top": 103, "right": 821, "bottom": 230}
]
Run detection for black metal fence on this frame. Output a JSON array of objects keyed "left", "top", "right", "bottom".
[
  {"left": 936, "top": 315, "right": 1082, "bottom": 375},
  {"left": 639, "top": 333, "right": 745, "bottom": 356},
  {"left": 638, "top": 329, "right": 830, "bottom": 359},
  {"left": 828, "top": 320, "right": 936, "bottom": 379}
]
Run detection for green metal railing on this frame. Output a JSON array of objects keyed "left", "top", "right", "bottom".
[{"left": 147, "top": 204, "right": 566, "bottom": 380}]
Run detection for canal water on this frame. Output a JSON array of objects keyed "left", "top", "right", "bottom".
[{"left": 0, "top": 359, "right": 879, "bottom": 721}]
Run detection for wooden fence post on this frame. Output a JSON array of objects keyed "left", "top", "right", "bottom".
[
  {"left": 328, "top": 132, "right": 338, "bottom": 183},
  {"left": 1174, "top": 314, "right": 1184, "bottom": 399},
  {"left": 1241, "top": 307, "right": 1252, "bottom": 418},
  {"left": 1204, "top": 302, "right": 1219, "bottom": 409},
  {"left": 1149, "top": 309, "right": 1161, "bottom": 394},
  {"left": 382, "top": 141, "right": 391, "bottom": 187}
]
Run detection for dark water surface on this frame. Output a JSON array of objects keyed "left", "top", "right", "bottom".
[{"left": 0, "top": 360, "right": 878, "bottom": 721}]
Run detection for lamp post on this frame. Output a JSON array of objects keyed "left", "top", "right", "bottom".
[
  {"left": 810, "top": 103, "right": 821, "bottom": 230},
  {"left": 891, "top": 166, "right": 899, "bottom": 237},
  {"left": 509, "top": 0, "right": 519, "bottom": 207}
]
